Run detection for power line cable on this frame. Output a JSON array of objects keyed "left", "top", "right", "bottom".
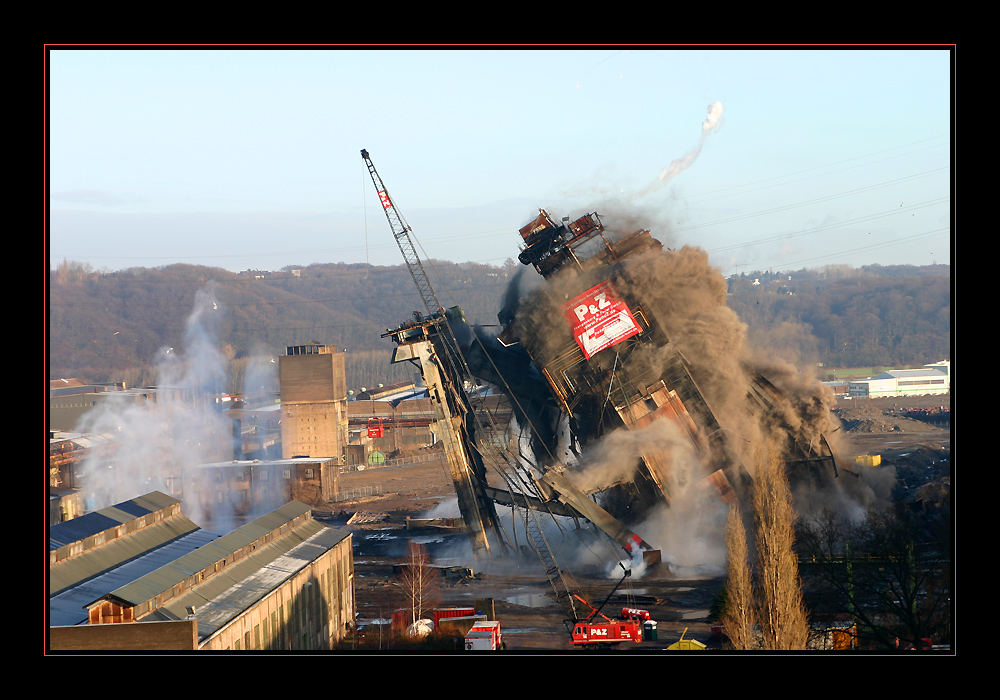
[
  {"left": 676, "top": 168, "right": 949, "bottom": 233},
  {"left": 768, "top": 227, "right": 950, "bottom": 270},
  {"left": 707, "top": 196, "right": 950, "bottom": 255},
  {"left": 681, "top": 135, "right": 949, "bottom": 205}
]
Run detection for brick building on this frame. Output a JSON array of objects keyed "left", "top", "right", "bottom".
[{"left": 279, "top": 344, "right": 348, "bottom": 460}]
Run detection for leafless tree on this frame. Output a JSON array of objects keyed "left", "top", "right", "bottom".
[
  {"left": 723, "top": 503, "right": 756, "bottom": 650},
  {"left": 753, "top": 447, "right": 810, "bottom": 650},
  {"left": 798, "top": 506, "right": 952, "bottom": 650},
  {"left": 392, "top": 540, "right": 443, "bottom": 628},
  {"left": 722, "top": 445, "right": 810, "bottom": 650}
]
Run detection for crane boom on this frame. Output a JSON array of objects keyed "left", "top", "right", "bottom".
[
  {"left": 359, "top": 148, "right": 590, "bottom": 628},
  {"left": 361, "top": 148, "right": 511, "bottom": 559},
  {"left": 360, "top": 149, "right": 439, "bottom": 316}
]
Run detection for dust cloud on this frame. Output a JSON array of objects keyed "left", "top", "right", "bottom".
[
  {"left": 569, "top": 418, "right": 730, "bottom": 578},
  {"left": 496, "top": 220, "right": 882, "bottom": 577}
]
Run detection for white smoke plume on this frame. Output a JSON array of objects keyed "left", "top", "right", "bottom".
[
  {"left": 242, "top": 351, "right": 279, "bottom": 399},
  {"left": 570, "top": 416, "right": 729, "bottom": 579},
  {"left": 569, "top": 419, "right": 697, "bottom": 496},
  {"left": 75, "top": 284, "right": 233, "bottom": 526},
  {"left": 633, "top": 101, "right": 724, "bottom": 200}
]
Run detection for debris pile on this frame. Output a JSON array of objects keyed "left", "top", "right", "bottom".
[
  {"left": 835, "top": 405, "right": 948, "bottom": 434},
  {"left": 347, "top": 511, "right": 389, "bottom": 525},
  {"left": 836, "top": 405, "right": 905, "bottom": 433}
]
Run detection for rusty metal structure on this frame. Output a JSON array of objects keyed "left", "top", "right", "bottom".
[
  {"left": 385, "top": 314, "right": 510, "bottom": 560},
  {"left": 494, "top": 209, "right": 752, "bottom": 517},
  {"left": 495, "top": 209, "right": 839, "bottom": 514},
  {"left": 361, "top": 151, "right": 839, "bottom": 612}
]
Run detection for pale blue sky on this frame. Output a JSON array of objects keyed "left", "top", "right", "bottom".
[{"left": 48, "top": 47, "right": 953, "bottom": 275}]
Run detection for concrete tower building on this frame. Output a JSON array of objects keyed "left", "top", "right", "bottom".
[{"left": 279, "top": 344, "right": 348, "bottom": 461}]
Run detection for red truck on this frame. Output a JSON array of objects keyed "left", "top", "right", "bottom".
[
  {"left": 465, "top": 621, "right": 502, "bottom": 650},
  {"left": 570, "top": 617, "right": 643, "bottom": 646},
  {"left": 567, "top": 583, "right": 647, "bottom": 647}
]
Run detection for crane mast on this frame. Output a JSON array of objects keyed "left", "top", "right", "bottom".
[
  {"left": 360, "top": 148, "right": 510, "bottom": 559},
  {"left": 359, "top": 148, "right": 588, "bottom": 626},
  {"left": 360, "top": 149, "right": 439, "bottom": 316}
]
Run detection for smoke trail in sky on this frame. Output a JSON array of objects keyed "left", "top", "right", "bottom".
[
  {"left": 633, "top": 101, "right": 724, "bottom": 200},
  {"left": 658, "top": 101, "right": 724, "bottom": 183}
]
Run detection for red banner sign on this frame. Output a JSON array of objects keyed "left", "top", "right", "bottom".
[
  {"left": 563, "top": 280, "right": 641, "bottom": 359},
  {"left": 378, "top": 190, "right": 392, "bottom": 209}
]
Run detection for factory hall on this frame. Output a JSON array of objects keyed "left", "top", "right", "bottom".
[{"left": 49, "top": 492, "right": 354, "bottom": 652}]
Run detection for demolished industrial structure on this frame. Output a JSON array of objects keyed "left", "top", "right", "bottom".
[{"left": 362, "top": 150, "right": 843, "bottom": 622}]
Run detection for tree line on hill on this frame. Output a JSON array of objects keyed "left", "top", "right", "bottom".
[
  {"left": 726, "top": 263, "right": 951, "bottom": 372},
  {"left": 49, "top": 258, "right": 950, "bottom": 394},
  {"left": 49, "top": 258, "right": 518, "bottom": 393}
]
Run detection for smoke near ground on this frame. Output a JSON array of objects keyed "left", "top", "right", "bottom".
[
  {"left": 74, "top": 283, "right": 236, "bottom": 528},
  {"left": 238, "top": 347, "right": 280, "bottom": 398},
  {"left": 599, "top": 422, "right": 730, "bottom": 578}
]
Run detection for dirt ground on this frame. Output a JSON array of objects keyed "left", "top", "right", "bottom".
[
  {"left": 833, "top": 394, "right": 950, "bottom": 453},
  {"left": 317, "top": 457, "right": 726, "bottom": 653},
  {"left": 318, "top": 393, "right": 951, "bottom": 653}
]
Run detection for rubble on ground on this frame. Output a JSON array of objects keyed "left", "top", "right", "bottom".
[{"left": 835, "top": 405, "right": 944, "bottom": 434}]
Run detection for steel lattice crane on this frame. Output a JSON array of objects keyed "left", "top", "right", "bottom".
[
  {"left": 358, "top": 149, "right": 668, "bottom": 639},
  {"left": 360, "top": 148, "right": 513, "bottom": 560},
  {"left": 360, "top": 149, "right": 439, "bottom": 317},
  {"left": 360, "top": 149, "right": 589, "bottom": 625}
]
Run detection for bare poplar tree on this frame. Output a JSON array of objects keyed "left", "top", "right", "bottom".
[
  {"left": 393, "top": 540, "right": 442, "bottom": 628},
  {"left": 723, "top": 502, "right": 757, "bottom": 650},
  {"left": 752, "top": 445, "right": 810, "bottom": 650}
]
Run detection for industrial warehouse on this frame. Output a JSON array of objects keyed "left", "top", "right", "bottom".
[
  {"left": 840, "top": 360, "right": 951, "bottom": 399},
  {"left": 49, "top": 492, "right": 354, "bottom": 651}
]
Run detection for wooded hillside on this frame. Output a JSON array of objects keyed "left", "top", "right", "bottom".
[
  {"left": 726, "top": 263, "right": 952, "bottom": 371},
  {"left": 48, "top": 258, "right": 951, "bottom": 394},
  {"left": 49, "top": 258, "right": 519, "bottom": 392}
]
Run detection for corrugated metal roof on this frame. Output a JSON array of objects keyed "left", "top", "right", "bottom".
[
  {"left": 156, "top": 522, "right": 351, "bottom": 641},
  {"left": 117, "top": 491, "right": 179, "bottom": 517},
  {"left": 48, "top": 431, "right": 117, "bottom": 450},
  {"left": 198, "top": 457, "right": 335, "bottom": 470},
  {"left": 50, "top": 498, "right": 351, "bottom": 643},
  {"left": 50, "top": 512, "right": 121, "bottom": 550},
  {"left": 103, "top": 502, "right": 315, "bottom": 608},
  {"left": 873, "top": 368, "right": 948, "bottom": 380},
  {"left": 49, "top": 528, "right": 220, "bottom": 627},
  {"left": 49, "top": 491, "right": 182, "bottom": 550},
  {"left": 49, "top": 511, "right": 203, "bottom": 596}
]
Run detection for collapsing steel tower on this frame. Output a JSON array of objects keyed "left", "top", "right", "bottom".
[
  {"left": 496, "top": 210, "right": 751, "bottom": 518},
  {"left": 362, "top": 150, "right": 662, "bottom": 607},
  {"left": 363, "top": 150, "right": 839, "bottom": 573},
  {"left": 361, "top": 149, "right": 510, "bottom": 560},
  {"left": 493, "top": 209, "right": 840, "bottom": 522}
]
